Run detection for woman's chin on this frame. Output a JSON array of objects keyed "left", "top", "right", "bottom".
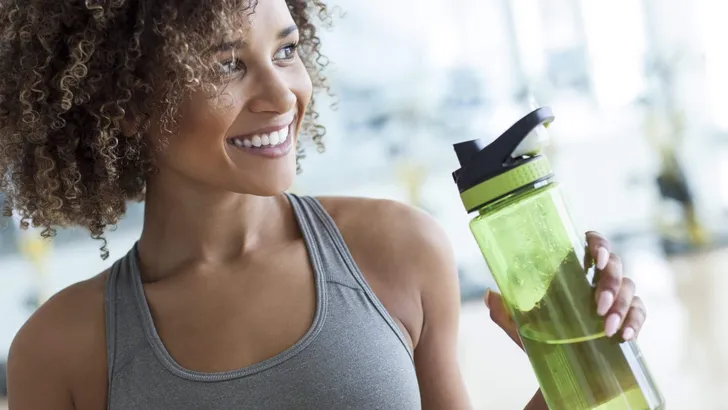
[
  {"left": 230, "top": 171, "right": 296, "bottom": 197},
  {"left": 222, "top": 148, "right": 297, "bottom": 196}
]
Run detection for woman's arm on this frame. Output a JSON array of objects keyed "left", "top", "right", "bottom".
[
  {"left": 404, "top": 214, "right": 472, "bottom": 410},
  {"left": 8, "top": 301, "right": 78, "bottom": 410},
  {"left": 523, "top": 391, "right": 547, "bottom": 410},
  {"left": 7, "top": 275, "right": 108, "bottom": 410},
  {"left": 319, "top": 196, "right": 472, "bottom": 409}
]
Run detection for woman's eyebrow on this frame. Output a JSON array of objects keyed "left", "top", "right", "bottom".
[{"left": 213, "top": 25, "right": 299, "bottom": 53}]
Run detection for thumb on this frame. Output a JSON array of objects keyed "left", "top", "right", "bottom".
[{"left": 484, "top": 289, "right": 523, "bottom": 349}]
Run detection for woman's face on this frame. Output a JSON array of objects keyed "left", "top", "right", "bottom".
[{"left": 151, "top": 0, "right": 312, "bottom": 197}]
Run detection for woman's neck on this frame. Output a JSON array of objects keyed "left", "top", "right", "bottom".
[{"left": 137, "top": 172, "right": 295, "bottom": 282}]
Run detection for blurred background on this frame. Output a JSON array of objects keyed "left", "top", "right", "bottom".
[{"left": 2, "top": 0, "right": 728, "bottom": 408}]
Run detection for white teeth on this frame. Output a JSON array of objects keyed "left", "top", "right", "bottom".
[
  {"left": 269, "top": 132, "right": 280, "bottom": 145},
  {"left": 229, "top": 126, "right": 290, "bottom": 149},
  {"left": 251, "top": 135, "right": 262, "bottom": 147}
]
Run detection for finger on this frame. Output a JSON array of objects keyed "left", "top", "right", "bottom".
[
  {"left": 604, "top": 277, "right": 635, "bottom": 337},
  {"left": 484, "top": 289, "right": 522, "bottom": 349},
  {"left": 595, "top": 253, "right": 623, "bottom": 316},
  {"left": 621, "top": 296, "right": 647, "bottom": 341},
  {"left": 586, "top": 231, "right": 612, "bottom": 270}
]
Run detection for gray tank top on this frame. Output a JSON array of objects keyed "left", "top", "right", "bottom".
[{"left": 104, "top": 194, "right": 422, "bottom": 409}]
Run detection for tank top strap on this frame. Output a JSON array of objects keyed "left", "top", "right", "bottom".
[
  {"left": 104, "top": 247, "right": 148, "bottom": 387},
  {"left": 286, "top": 193, "right": 413, "bottom": 359},
  {"left": 286, "top": 193, "right": 363, "bottom": 289}
]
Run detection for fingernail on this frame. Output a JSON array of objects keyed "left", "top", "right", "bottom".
[
  {"left": 622, "top": 327, "right": 635, "bottom": 341},
  {"left": 605, "top": 314, "right": 621, "bottom": 337},
  {"left": 484, "top": 289, "right": 491, "bottom": 309},
  {"left": 596, "top": 247, "right": 609, "bottom": 270},
  {"left": 596, "top": 291, "right": 613, "bottom": 316}
]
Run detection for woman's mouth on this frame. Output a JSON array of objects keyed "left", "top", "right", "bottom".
[{"left": 226, "top": 121, "right": 294, "bottom": 158}]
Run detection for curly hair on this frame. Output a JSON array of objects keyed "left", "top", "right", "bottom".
[{"left": 0, "top": 0, "right": 331, "bottom": 258}]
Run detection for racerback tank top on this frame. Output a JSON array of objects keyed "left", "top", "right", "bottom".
[{"left": 104, "top": 194, "right": 422, "bottom": 409}]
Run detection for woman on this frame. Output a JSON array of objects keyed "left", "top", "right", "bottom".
[{"left": 1, "top": 0, "right": 647, "bottom": 409}]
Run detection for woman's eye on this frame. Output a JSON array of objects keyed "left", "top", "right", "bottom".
[
  {"left": 274, "top": 44, "right": 298, "bottom": 61},
  {"left": 219, "top": 58, "right": 245, "bottom": 75}
]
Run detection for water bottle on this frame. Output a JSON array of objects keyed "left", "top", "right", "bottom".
[{"left": 452, "top": 107, "right": 665, "bottom": 410}]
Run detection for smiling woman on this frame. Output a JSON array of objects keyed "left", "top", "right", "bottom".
[
  {"left": 0, "top": 0, "right": 328, "bottom": 257},
  {"left": 0, "top": 1, "right": 438, "bottom": 410},
  {"left": 1, "top": 1, "right": 652, "bottom": 410}
]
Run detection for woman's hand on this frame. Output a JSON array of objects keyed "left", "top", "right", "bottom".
[
  {"left": 483, "top": 231, "right": 647, "bottom": 409},
  {"left": 585, "top": 231, "right": 646, "bottom": 340}
]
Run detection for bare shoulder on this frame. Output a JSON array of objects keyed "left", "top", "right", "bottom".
[
  {"left": 315, "top": 197, "right": 470, "bottom": 407},
  {"left": 315, "top": 196, "right": 460, "bottom": 347},
  {"left": 316, "top": 196, "right": 456, "bottom": 280},
  {"left": 7, "top": 271, "right": 109, "bottom": 409}
]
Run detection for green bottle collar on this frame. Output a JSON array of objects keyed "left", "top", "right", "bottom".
[{"left": 460, "top": 156, "right": 554, "bottom": 213}]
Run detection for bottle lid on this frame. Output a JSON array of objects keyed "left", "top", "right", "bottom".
[{"left": 452, "top": 107, "right": 556, "bottom": 213}]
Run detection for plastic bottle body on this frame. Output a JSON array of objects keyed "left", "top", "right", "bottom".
[{"left": 470, "top": 179, "right": 664, "bottom": 410}]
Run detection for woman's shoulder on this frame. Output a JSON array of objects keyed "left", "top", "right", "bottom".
[
  {"left": 7, "top": 272, "right": 109, "bottom": 408},
  {"left": 315, "top": 196, "right": 460, "bottom": 342},
  {"left": 315, "top": 196, "right": 439, "bottom": 234},
  {"left": 315, "top": 196, "right": 449, "bottom": 257}
]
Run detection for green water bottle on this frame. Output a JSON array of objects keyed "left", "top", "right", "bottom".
[{"left": 452, "top": 107, "right": 665, "bottom": 410}]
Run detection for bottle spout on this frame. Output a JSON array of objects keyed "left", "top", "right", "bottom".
[
  {"left": 512, "top": 122, "right": 550, "bottom": 158},
  {"left": 491, "top": 106, "right": 554, "bottom": 161}
]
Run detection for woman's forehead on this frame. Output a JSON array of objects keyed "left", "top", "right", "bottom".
[{"left": 215, "top": 0, "right": 296, "bottom": 45}]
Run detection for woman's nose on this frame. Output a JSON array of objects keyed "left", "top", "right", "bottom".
[{"left": 247, "top": 70, "right": 297, "bottom": 115}]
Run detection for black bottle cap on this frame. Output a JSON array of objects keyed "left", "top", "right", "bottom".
[{"left": 452, "top": 107, "right": 555, "bottom": 193}]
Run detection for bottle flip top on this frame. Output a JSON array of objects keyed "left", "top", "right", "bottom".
[{"left": 452, "top": 107, "right": 556, "bottom": 213}]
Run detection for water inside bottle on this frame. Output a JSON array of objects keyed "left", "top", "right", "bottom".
[{"left": 512, "top": 251, "right": 663, "bottom": 410}]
